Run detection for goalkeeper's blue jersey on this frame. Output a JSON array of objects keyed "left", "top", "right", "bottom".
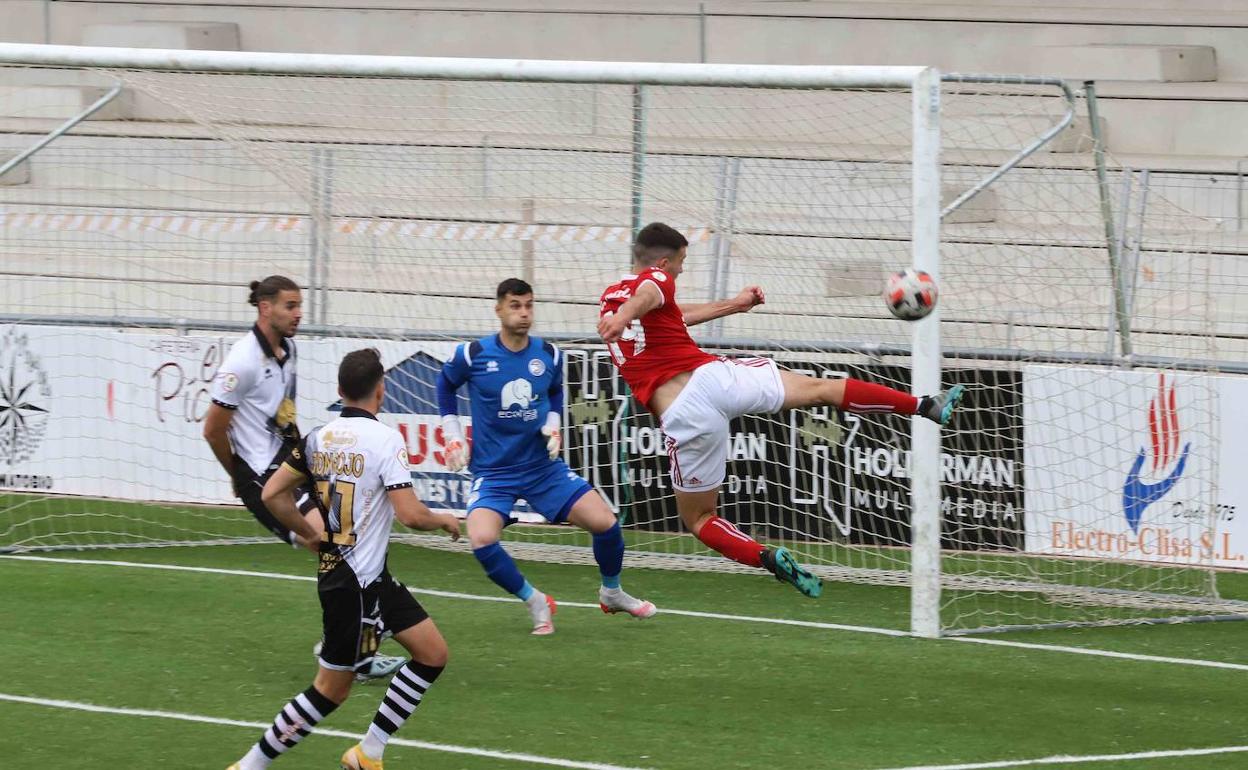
[{"left": 437, "top": 334, "right": 564, "bottom": 475}]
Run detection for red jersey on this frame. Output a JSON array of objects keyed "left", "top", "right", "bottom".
[{"left": 599, "top": 267, "right": 716, "bottom": 411}]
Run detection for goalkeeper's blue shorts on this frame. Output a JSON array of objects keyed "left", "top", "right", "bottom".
[{"left": 466, "top": 459, "right": 592, "bottom": 524}]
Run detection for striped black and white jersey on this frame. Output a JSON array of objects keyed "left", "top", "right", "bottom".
[
  {"left": 209, "top": 325, "right": 299, "bottom": 476},
  {"left": 284, "top": 407, "right": 413, "bottom": 588}
]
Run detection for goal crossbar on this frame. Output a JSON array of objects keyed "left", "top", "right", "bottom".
[{"left": 0, "top": 42, "right": 927, "bottom": 89}]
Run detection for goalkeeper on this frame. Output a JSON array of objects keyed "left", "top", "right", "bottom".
[{"left": 437, "top": 278, "right": 655, "bottom": 635}]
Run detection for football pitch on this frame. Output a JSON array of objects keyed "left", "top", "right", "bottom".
[{"left": 3, "top": 541, "right": 1247, "bottom": 769}]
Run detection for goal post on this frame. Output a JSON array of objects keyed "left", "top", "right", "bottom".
[
  {"left": 909, "top": 67, "right": 943, "bottom": 639},
  {"left": 1, "top": 43, "right": 1244, "bottom": 637}
]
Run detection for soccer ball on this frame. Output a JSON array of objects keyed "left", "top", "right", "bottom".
[{"left": 884, "top": 269, "right": 937, "bottom": 321}]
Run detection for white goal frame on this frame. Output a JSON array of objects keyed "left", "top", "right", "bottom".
[{"left": 0, "top": 43, "right": 944, "bottom": 635}]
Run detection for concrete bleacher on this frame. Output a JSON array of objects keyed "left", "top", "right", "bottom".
[
  {"left": 2, "top": 1, "right": 1245, "bottom": 159},
  {"left": 2, "top": 0, "right": 1248, "bottom": 157},
  {"left": 1, "top": 1, "right": 1247, "bottom": 363}
]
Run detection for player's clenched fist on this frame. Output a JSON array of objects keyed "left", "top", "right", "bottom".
[
  {"left": 598, "top": 312, "right": 628, "bottom": 344},
  {"left": 735, "top": 285, "right": 765, "bottom": 311}
]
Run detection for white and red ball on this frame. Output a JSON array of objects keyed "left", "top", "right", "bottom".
[{"left": 884, "top": 269, "right": 938, "bottom": 321}]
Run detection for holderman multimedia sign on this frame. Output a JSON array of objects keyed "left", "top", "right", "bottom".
[{"left": 562, "top": 351, "right": 1025, "bottom": 552}]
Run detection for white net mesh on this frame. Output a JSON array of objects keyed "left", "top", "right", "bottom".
[{"left": 1, "top": 60, "right": 1245, "bottom": 633}]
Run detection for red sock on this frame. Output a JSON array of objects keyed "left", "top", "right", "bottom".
[
  {"left": 696, "top": 515, "right": 765, "bottom": 568},
  {"left": 841, "top": 378, "right": 918, "bottom": 415}
]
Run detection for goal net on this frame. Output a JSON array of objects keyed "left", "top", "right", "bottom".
[{"left": 1, "top": 45, "right": 1245, "bottom": 635}]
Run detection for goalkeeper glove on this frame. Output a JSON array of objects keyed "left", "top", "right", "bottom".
[
  {"left": 441, "top": 415, "right": 470, "bottom": 472},
  {"left": 541, "top": 412, "right": 562, "bottom": 460}
]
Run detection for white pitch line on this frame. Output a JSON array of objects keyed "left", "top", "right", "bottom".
[
  {"left": 876, "top": 743, "right": 1248, "bottom": 770},
  {"left": 4, "top": 554, "right": 1246, "bottom": 671},
  {"left": 0, "top": 554, "right": 316, "bottom": 583},
  {"left": 0, "top": 692, "right": 652, "bottom": 770},
  {"left": 0, "top": 555, "right": 909, "bottom": 636},
  {"left": 950, "top": 635, "right": 1248, "bottom": 672}
]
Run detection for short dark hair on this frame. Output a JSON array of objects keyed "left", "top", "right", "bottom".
[
  {"left": 338, "top": 348, "right": 385, "bottom": 401},
  {"left": 632, "top": 222, "right": 688, "bottom": 265},
  {"left": 496, "top": 277, "right": 533, "bottom": 301},
  {"left": 248, "top": 275, "right": 300, "bottom": 307}
]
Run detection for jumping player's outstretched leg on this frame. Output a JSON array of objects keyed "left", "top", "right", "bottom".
[
  {"left": 779, "top": 371, "right": 964, "bottom": 425},
  {"left": 467, "top": 508, "right": 556, "bottom": 635},
  {"left": 566, "top": 492, "right": 657, "bottom": 619},
  {"left": 675, "top": 489, "right": 822, "bottom": 598}
]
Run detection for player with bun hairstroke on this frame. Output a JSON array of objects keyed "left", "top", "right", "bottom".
[{"left": 204, "top": 276, "right": 405, "bottom": 680}]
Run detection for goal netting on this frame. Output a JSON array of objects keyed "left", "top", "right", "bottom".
[{"left": 2, "top": 46, "right": 1246, "bottom": 634}]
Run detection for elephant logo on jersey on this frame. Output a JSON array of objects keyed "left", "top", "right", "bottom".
[
  {"left": 501, "top": 378, "right": 535, "bottom": 410},
  {"left": 498, "top": 378, "right": 539, "bottom": 421}
]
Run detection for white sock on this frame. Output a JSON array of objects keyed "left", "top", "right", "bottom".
[
  {"left": 239, "top": 745, "right": 272, "bottom": 769},
  {"left": 361, "top": 724, "right": 388, "bottom": 760},
  {"left": 525, "top": 590, "right": 547, "bottom": 609}
]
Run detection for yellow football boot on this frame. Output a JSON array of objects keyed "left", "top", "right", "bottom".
[{"left": 340, "top": 743, "right": 384, "bottom": 770}]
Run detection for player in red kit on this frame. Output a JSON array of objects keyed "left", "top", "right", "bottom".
[{"left": 598, "top": 222, "right": 965, "bottom": 598}]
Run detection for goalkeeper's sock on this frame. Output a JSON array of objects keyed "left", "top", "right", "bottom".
[
  {"left": 240, "top": 685, "right": 339, "bottom": 768},
  {"left": 473, "top": 541, "right": 528, "bottom": 596},
  {"left": 841, "top": 378, "right": 919, "bottom": 415},
  {"left": 696, "top": 515, "right": 765, "bottom": 568},
  {"left": 361, "top": 660, "right": 445, "bottom": 760},
  {"left": 591, "top": 522, "right": 625, "bottom": 589}
]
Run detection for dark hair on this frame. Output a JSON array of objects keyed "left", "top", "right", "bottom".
[
  {"left": 248, "top": 275, "right": 300, "bottom": 307},
  {"left": 496, "top": 277, "right": 533, "bottom": 301},
  {"left": 632, "top": 222, "right": 688, "bottom": 265},
  {"left": 338, "top": 348, "right": 385, "bottom": 401}
]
